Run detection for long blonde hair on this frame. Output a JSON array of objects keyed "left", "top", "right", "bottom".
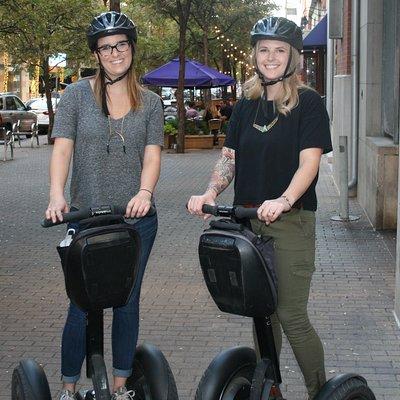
[
  {"left": 93, "top": 54, "right": 144, "bottom": 112},
  {"left": 243, "top": 42, "right": 304, "bottom": 116}
]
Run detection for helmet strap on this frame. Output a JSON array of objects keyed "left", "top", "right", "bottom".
[
  {"left": 256, "top": 47, "right": 294, "bottom": 121},
  {"left": 104, "top": 70, "right": 129, "bottom": 85},
  {"left": 97, "top": 49, "right": 134, "bottom": 116},
  {"left": 256, "top": 46, "right": 294, "bottom": 87},
  {"left": 99, "top": 66, "right": 110, "bottom": 116}
]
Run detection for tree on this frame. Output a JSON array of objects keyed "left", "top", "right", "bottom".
[
  {"left": 140, "top": 0, "right": 192, "bottom": 153},
  {"left": 187, "top": 0, "right": 278, "bottom": 92},
  {"left": 124, "top": 1, "right": 179, "bottom": 75},
  {"left": 104, "top": 0, "right": 121, "bottom": 11},
  {"left": 0, "top": 0, "right": 100, "bottom": 141}
]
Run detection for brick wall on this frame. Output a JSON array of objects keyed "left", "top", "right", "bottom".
[{"left": 335, "top": 0, "right": 352, "bottom": 75}]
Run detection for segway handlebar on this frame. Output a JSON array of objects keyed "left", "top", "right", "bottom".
[
  {"left": 202, "top": 204, "right": 258, "bottom": 219},
  {"left": 41, "top": 205, "right": 155, "bottom": 228}
]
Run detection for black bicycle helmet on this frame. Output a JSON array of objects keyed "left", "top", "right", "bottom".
[
  {"left": 87, "top": 11, "right": 137, "bottom": 52},
  {"left": 250, "top": 16, "right": 303, "bottom": 51}
]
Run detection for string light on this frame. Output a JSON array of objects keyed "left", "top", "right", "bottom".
[
  {"left": 212, "top": 26, "right": 253, "bottom": 80},
  {"left": 29, "top": 64, "right": 40, "bottom": 98},
  {"left": 3, "top": 53, "right": 9, "bottom": 92}
]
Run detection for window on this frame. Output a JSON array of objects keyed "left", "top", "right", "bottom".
[
  {"left": 0, "top": 98, "right": 3, "bottom": 110},
  {"left": 286, "top": 8, "right": 297, "bottom": 15},
  {"left": 5, "top": 96, "right": 17, "bottom": 111},
  {"left": 14, "top": 96, "right": 25, "bottom": 111}
]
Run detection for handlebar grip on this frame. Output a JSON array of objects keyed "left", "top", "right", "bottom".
[
  {"left": 41, "top": 208, "right": 92, "bottom": 228},
  {"left": 42, "top": 204, "right": 156, "bottom": 228},
  {"left": 234, "top": 207, "right": 259, "bottom": 219},
  {"left": 202, "top": 204, "right": 218, "bottom": 216}
]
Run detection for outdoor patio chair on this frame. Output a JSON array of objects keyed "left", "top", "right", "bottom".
[
  {"left": 208, "top": 118, "right": 222, "bottom": 145},
  {"left": 12, "top": 120, "right": 39, "bottom": 148},
  {"left": 1, "top": 127, "right": 14, "bottom": 161}
]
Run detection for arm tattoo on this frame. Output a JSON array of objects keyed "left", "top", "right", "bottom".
[{"left": 207, "top": 147, "right": 236, "bottom": 196}]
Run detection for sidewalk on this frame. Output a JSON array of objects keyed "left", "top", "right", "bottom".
[{"left": 0, "top": 139, "right": 399, "bottom": 399}]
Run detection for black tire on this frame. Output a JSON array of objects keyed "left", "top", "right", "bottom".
[
  {"left": 315, "top": 374, "right": 376, "bottom": 400},
  {"left": 11, "top": 359, "right": 51, "bottom": 400},
  {"left": 126, "top": 343, "right": 178, "bottom": 400},
  {"left": 195, "top": 346, "right": 257, "bottom": 400},
  {"left": 90, "top": 354, "right": 111, "bottom": 400}
]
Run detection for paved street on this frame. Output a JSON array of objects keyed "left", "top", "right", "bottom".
[{"left": 1, "top": 137, "right": 399, "bottom": 400}]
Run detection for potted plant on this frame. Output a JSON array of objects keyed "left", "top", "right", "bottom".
[
  {"left": 185, "top": 119, "right": 214, "bottom": 150},
  {"left": 163, "top": 120, "right": 178, "bottom": 148}
]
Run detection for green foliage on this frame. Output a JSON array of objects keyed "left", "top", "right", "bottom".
[
  {"left": 0, "top": 0, "right": 102, "bottom": 71},
  {"left": 164, "top": 120, "right": 178, "bottom": 135},
  {"left": 125, "top": 1, "right": 179, "bottom": 76},
  {"left": 197, "top": 120, "right": 209, "bottom": 134}
]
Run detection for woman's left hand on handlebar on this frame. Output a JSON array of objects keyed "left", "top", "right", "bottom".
[
  {"left": 126, "top": 191, "right": 152, "bottom": 218},
  {"left": 257, "top": 197, "right": 290, "bottom": 225},
  {"left": 46, "top": 195, "right": 69, "bottom": 224}
]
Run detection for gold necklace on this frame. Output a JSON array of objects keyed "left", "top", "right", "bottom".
[
  {"left": 252, "top": 98, "right": 279, "bottom": 133},
  {"left": 107, "top": 116, "right": 126, "bottom": 154}
]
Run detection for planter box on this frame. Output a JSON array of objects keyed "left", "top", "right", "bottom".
[
  {"left": 164, "top": 133, "right": 176, "bottom": 149},
  {"left": 217, "top": 134, "right": 226, "bottom": 149},
  {"left": 185, "top": 135, "right": 214, "bottom": 150}
]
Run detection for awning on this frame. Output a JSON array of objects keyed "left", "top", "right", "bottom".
[
  {"left": 303, "top": 15, "right": 327, "bottom": 47},
  {"left": 141, "top": 58, "right": 235, "bottom": 88}
]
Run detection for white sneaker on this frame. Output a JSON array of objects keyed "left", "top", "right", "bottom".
[
  {"left": 111, "top": 386, "right": 135, "bottom": 400},
  {"left": 58, "top": 389, "right": 76, "bottom": 400}
]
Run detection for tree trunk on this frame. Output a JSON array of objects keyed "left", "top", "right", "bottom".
[
  {"left": 176, "top": 22, "right": 187, "bottom": 154},
  {"left": 175, "top": 0, "right": 192, "bottom": 154},
  {"left": 203, "top": 31, "right": 209, "bottom": 66},
  {"left": 109, "top": 0, "right": 121, "bottom": 11},
  {"left": 222, "top": 55, "right": 230, "bottom": 100},
  {"left": 43, "top": 57, "right": 54, "bottom": 144},
  {"left": 202, "top": 31, "right": 211, "bottom": 105}
]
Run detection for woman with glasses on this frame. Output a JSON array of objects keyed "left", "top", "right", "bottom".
[
  {"left": 188, "top": 17, "right": 332, "bottom": 400},
  {"left": 45, "top": 11, "right": 164, "bottom": 400}
]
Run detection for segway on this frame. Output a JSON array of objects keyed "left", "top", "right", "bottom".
[
  {"left": 11, "top": 205, "right": 178, "bottom": 400},
  {"left": 194, "top": 204, "right": 376, "bottom": 400}
]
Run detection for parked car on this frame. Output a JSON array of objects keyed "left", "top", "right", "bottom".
[
  {"left": 0, "top": 93, "right": 38, "bottom": 139},
  {"left": 164, "top": 103, "right": 178, "bottom": 122},
  {"left": 25, "top": 96, "right": 60, "bottom": 134}
]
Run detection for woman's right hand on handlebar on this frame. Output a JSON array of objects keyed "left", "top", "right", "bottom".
[
  {"left": 187, "top": 190, "right": 217, "bottom": 220},
  {"left": 45, "top": 195, "right": 69, "bottom": 223}
]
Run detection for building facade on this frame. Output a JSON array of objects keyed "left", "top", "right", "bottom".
[
  {"left": 328, "top": 0, "right": 400, "bottom": 323},
  {"left": 0, "top": 53, "right": 31, "bottom": 101}
]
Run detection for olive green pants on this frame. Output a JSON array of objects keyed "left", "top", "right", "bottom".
[{"left": 251, "top": 209, "right": 326, "bottom": 399}]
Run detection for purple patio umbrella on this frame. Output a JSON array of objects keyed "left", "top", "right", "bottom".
[{"left": 141, "top": 58, "right": 235, "bottom": 88}]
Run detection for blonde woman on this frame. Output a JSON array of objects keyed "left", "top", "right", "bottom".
[
  {"left": 188, "top": 17, "right": 332, "bottom": 400},
  {"left": 45, "top": 11, "right": 164, "bottom": 400}
]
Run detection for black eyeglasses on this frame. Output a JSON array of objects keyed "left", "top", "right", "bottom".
[{"left": 96, "top": 40, "right": 130, "bottom": 57}]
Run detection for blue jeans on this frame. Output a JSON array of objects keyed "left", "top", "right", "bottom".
[{"left": 61, "top": 213, "right": 158, "bottom": 383}]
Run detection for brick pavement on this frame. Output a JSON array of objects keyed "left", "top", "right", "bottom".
[{"left": 0, "top": 138, "right": 399, "bottom": 399}]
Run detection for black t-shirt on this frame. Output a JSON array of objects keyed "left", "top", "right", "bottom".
[
  {"left": 224, "top": 88, "right": 332, "bottom": 211},
  {"left": 220, "top": 104, "right": 233, "bottom": 120}
]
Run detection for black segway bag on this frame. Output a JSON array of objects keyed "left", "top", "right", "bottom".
[
  {"left": 58, "top": 217, "right": 141, "bottom": 311},
  {"left": 198, "top": 219, "right": 277, "bottom": 318}
]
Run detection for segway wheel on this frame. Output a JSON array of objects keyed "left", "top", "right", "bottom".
[
  {"left": 126, "top": 343, "right": 178, "bottom": 400},
  {"left": 11, "top": 359, "right": 51, "bottom": 400},
  {"left": 195, "top": 346, "right": 256, "bottom": 400},
  {"left": 314, "top": 374, "right": 376, "bottom": 400}
]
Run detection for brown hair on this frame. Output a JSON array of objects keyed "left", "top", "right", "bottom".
[{"left": 243, "top": 42, "right": 305, "bottom": 116}]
